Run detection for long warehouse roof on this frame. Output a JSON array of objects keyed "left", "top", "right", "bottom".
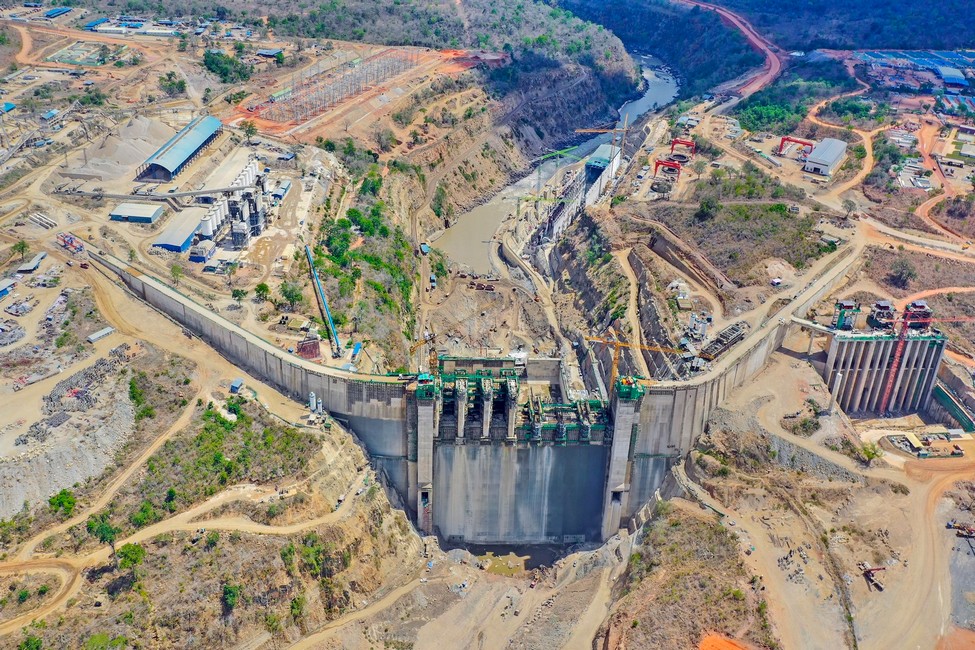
[
  {"left": 142, "top": 115, "right": 222, "bottom": 175},
  {"left": 153, "top": 208, "right": 206, "bottom": 250},
  {"left": 806, "top": 138, "right": 847, "bottom": 167}
]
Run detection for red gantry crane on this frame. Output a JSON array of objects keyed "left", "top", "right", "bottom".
[
  {"left": 670, "top": 138, "right": 696, "bottom": 154},
  {"left": 654, "top": 159, "right": 682, "bottom": 178},
  {"left": 778, "top": 136, "right": 815, "bottom": 156}
]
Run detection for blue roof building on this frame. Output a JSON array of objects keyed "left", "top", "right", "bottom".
[
  {"left": 152, "top": 208, "right": 205, "bottom": 252},
  {"left": 0, "top": 102, "right": 15, "bottom": 114},
  {"left": 138, "top": 115, "right": 223, "bottom": 182},
  {"left": 938, "top": 66, "right": 969, "bottom": 87},
  {"left": 84, "top": 18, "right": 109, "bottom": 30},
  {"left": 40, "top": 109, "right": 58, "bottom": 121}
]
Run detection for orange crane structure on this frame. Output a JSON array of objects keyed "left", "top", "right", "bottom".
[
  {"left": 585, "top": 336, "right": 713, "bottom": 388},
  {"left": 654, "top": 159, "right": 682, "bottom": 178},
  {"left": 575, "top": 114, "right": 630, "bottom": 151}
]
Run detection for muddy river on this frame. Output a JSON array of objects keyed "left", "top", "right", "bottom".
[{"left": 434, "top": 54, "right": 679, "bottom": 274}]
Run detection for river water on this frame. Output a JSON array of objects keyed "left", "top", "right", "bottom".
[{"left": 434, "top": 54, "right": 679, "bottom": 274}]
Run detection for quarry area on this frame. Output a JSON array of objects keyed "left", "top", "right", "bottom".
[{"left": 1, "top": 3, "right": 975, "bottom": 650}]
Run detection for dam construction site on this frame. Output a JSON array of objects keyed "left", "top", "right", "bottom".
[{"left": 3, "top": 2, "right": 975, "bottom": 649}]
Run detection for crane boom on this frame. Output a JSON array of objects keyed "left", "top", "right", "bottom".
[{"left": 586, "top": 335, "right": 712, "bottom": 388}]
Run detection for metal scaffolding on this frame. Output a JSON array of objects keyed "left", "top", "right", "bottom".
[{"left": 259, "top": 48, "right": 420, "bottom": 124}]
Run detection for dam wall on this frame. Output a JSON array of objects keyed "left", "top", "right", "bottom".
[
  {"left": 90, "top": 252, "right": 414, "bottom": 497},
  {"left": 90, "top": 242, "right": 857, "bottom": 542}
]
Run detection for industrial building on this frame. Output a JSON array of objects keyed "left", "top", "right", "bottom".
[
  {"left": 256, "top": 48, "right": 283, "bottom": 58},
  {"left": 822, "top": 301, "right": 946, "bottom": 415},
  {"left": 803, "top": 138, "right": 848, "bottom": 176},
  {"left": 938, "top": 66, "right": 970, "bottom": 89},
  {"left": 17, "top": 252, "right": 46, "bottom": 274},
  {"left": 151, "top": 157, "right": 268, "bottom": 253},
  {"left": 109, "top": 202, "right": 164, "bottom": 224},
  {"left": 137, "top": 115, "right": 223, "bottom": 182},
  {"left": 152, "top": 208, "right": 206, "bottom": 252},
  {"left": 585, "top": 144, "right": 621, "bottom": 204},
  {"left": 0, "top": 279, "right": 15, "bottom": 300},
  {"left": 188, "top": 240, "right": 216, "bottom": 263}
]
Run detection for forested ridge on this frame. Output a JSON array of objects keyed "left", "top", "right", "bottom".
[
  {"left": 714, "top": 0, "right": 975, "bottom": 50},
  {"left": 551, "top": 0, "right": 764, "bottom": 98}
]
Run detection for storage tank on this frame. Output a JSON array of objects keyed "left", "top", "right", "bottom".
[
  {"left": 215, "top": 199, "right": 227, "bottom": 226},
  {"left": 309, "top": 392, "right": 316, "bottom": 411},
  {"left": 199, "top": 215, "right": 214, "bottom": 238}
]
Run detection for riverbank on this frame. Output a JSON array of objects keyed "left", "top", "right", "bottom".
[{"left": 435, "top": 55, "right": 678, "bottom": 274}]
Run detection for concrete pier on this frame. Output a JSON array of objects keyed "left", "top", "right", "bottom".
[{"left": 455, "top": 378, "right": 467, "bottom": 440}]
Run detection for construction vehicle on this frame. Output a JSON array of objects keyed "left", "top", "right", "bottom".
[
  {"left": 947, "top": 519, "right": 975, "bottom": 538},
  {"left": 585, "top": 335, "right": 714, "bottom": 387},
  {"left": 856, "top": 561, "right": 886, "bottom": 591},
  {"left": 777, "top": 136, "right": 814, "bottom": 156}
]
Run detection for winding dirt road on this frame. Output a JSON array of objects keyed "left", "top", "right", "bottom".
[{"left": 677, "top": 0, "right": 783, "bottom": 98}]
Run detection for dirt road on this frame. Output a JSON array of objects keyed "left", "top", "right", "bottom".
[
  {"left": 612, "top": 249, "right": 652, "bottom": 378},
  {"left": 894, "top": 287, "right": 975, "bottom": 311},
  {"left": 676, "top": 0, "right": 783, "bottom": 98}
]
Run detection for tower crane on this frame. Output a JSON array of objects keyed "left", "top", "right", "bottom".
[
  {"left": 585, "top": 335, "right": 714, "bottom": 388},
  {"left": 575, "top": 114, "right": 630, "bottom": 152}
]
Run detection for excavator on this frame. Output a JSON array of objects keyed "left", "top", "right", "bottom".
[{"left": 856, "top": 561, "right": 886, "bottom": 591}]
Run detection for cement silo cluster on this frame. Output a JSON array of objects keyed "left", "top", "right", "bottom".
[{"left": 196, "top": 158, "right": 268, "bottom": 250}]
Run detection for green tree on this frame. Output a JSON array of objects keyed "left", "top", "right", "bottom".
[
  {"left": 170, "top": 263, "right": 184, "bottom": 287},
  {"left": 889, "top": 257, "right": 918, "bottom": 288},
  {"left": 116, "top": 543, "right": 146, "bottom": 571},
  {"left": 279, "top": 281, "right": 303, "bottom": 310},
  {"left": 231, "top": 288, "right": 248, "bottom": 305},
  {"left": 255, "top": 282, "right": 271, "bottom": 303},
  {"left": 274, "top": 51, "right": 285, "bottom": 66},
  {"left": 48, "top": 489, "right": 76, "bottom": 517},
  {"left": 861, "top": 442, "right": 884, "bottom": 465},
  {"left": 692, "top": 159, "right": 708, "bottom": 178},
  {"left": 240, "top": 119, "right": 258, "bottom": 144},
  {"left": 18, "top": 635, "right": 42, "bottom": 650},
  {"left": 842, "top": 198, "right": 856, "bottom": 217},
  {"left": 222, "top": 583, "right": 242, "bottom": 612},
  {"left": 226, "top": 261, "right": 239, "bottom": 287},
  {"left": 12, "top": 239, "right": 29, "bottom": 260},
  {"left": 86, "top": 513, "right": 119, "bottom": 557},
  {"left": 695, "top": 197, "right": 722, "bottom": 221}
]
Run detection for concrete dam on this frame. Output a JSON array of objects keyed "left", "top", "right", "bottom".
[{"left": 89, "top": 248, "right": 853, "bottom": 544}]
